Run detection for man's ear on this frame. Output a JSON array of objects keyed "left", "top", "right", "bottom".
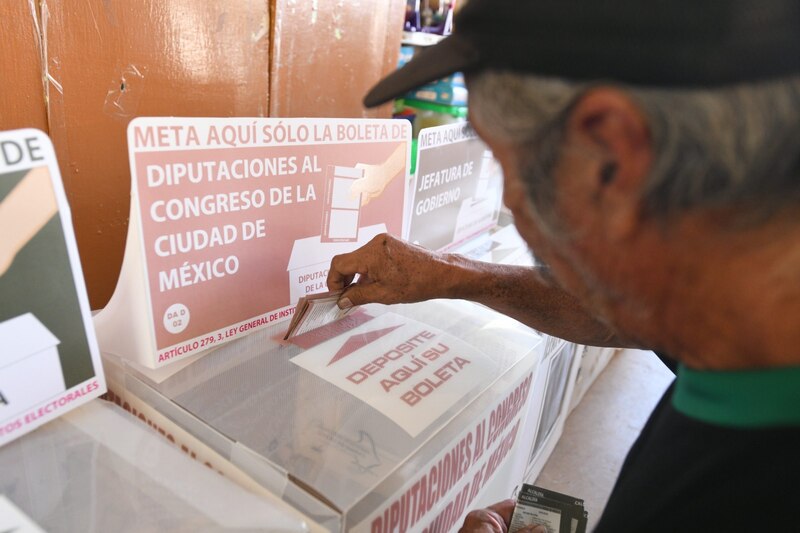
[{"left": 565, "top": 87, "right": 654, "bottom": 240}]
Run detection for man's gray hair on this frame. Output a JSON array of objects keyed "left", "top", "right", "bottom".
[{"left": 467, "top": 71, "right": 800, "bottom": 230}]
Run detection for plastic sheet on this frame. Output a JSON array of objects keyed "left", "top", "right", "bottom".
[
  {"left": 0, "top": 400, "right": 310, "bottom": 532},
  {"left": 105, "top": 299, "right": 544, "bottom": 530}
]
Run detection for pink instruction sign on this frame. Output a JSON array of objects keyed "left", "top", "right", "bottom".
[{"left": 94, "top": 118, "right": 410, "bottom": 368}]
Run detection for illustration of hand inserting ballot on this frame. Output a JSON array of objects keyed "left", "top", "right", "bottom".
[
  {"left": 349, "top": 143, "right": 406, "bottom": 207},
  {"left": 0, "top": 168, "right": 68, "bottom": 418},
  {"left": 0, "top": 165, "right": 96, "bottom": 390},
  {"left": 294, "top": 145, "right": 406, "bottom": 304},
  {"left": 0, "top": 167, "right": 57, "bottom": 277},
  {"left": 321, "top": 144, "right": 406, "bottom": 244}
]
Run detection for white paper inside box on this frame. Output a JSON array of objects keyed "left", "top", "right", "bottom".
[{"left": 103, "top": 300, "right": 544, "bottom": 531}]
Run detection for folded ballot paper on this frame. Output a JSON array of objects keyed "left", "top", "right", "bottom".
[
  {"left": 283, "top": 290, "right": 355, "bottom": 340},
  {"left": 0, "top": 399, "right": 314, "bottom": 533}
]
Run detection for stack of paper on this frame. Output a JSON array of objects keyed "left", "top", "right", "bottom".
[{"left": 283, "top": 290, "right": 354, "bottom": 340}]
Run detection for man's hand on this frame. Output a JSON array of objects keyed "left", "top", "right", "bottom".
[
  {"left": 459, "top": 499, "right": 547, "bottom": 533},
  {"left": 326, "top": 233, "right": 629, "bottom": 348},
  {"left": 327, "top": 233, "right": 459, "bottom": 309}
]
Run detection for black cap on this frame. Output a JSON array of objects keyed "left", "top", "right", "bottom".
[{"left": 364, "top": 0, "right": 800, "bottom": 108}]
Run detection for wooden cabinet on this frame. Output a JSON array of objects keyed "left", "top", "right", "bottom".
[{"left": 1, "top": 1, "right": 404, "bottom": 308}]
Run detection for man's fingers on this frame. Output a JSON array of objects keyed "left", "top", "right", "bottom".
[
  {"left": 458, "top": 508, "right": 507, "bottom": 533},
  {"left": 338, "top": 281, "right": 387, "bottom": 308},
  {"left": 338, "top": 274, "right": 356, "bottom": 289},
  {"left": 337, "top": 285, "right": 360, "bottom": 309},
  {"left": 327, "top": 252, "right": 365, "bottom": 290},
  {"left": 457, "top": 500, "right": 516, "bottom": 533},
  {"left": 486, "top": 499, "right": 516, "bottom": 524}
]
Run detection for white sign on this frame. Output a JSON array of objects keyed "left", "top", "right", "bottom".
[
  {"left": 409, "top": 122, "right": 503, "bottom": 251},
  {"left": 94, "top": 117, "right": 411, "bottom": 368},
  {"left": 0, "top": 129, "right": 105, "bottom": 447},
  {"left": 291, "top": 312, "right": 495, "bottom": 437}
]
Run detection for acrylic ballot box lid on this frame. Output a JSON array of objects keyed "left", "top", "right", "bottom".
[
  {"left": 0, "top": 399, "right": 311, "bottom": 533},
  {"left": 102, "top": 299, "right": 544, "bottom": 531},
  {"left": 1, "top": 313, "right": 60, "bottom": 366}
]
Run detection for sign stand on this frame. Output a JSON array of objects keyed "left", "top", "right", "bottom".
[{"left": 94, "top": 117, "right": 411, "bottom": 369}]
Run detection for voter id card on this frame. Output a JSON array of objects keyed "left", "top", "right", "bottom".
[{"left": 509, "top": 484, "right": 587, "bottom": 533}]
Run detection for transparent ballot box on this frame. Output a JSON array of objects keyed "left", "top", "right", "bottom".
[
  {"left": 0, "top": 400, "right": 311, "bottom": 533},
  {"left": 102, "top": 299, "right": 545, "bottom": 531}
]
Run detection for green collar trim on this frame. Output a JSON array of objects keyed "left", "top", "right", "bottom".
[{"left": 673, "top": 364, "right": 800, "bottom": 428}]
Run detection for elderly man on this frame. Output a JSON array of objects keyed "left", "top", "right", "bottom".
[{"left": 329, "top": 0, "right": 800, "bottom": 531}]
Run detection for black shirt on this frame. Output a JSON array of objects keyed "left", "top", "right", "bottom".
[{"left": 594, "top": 364, "right": 800, "bottom": 532}]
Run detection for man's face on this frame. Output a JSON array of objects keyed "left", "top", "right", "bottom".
[
  {"left": 470, "top": 81, "right": 673, "bottom": 349},
  {"left": 470, "top": 121, "right": 587, "bottom": 287},
  {"left": 469, "top": 113, "right": 632, "bottom": 329}
]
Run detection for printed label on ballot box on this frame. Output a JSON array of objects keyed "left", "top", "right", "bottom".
[{"left": 291, "top": 312, "right": 495, "bottom": 437}]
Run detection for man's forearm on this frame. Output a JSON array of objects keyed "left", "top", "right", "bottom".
[
  {"left": 441, "top": 254, "right": 638, "bottom": 348},
  {"left": 329, "top": 233, "right": 639, "bottom": 347}
]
